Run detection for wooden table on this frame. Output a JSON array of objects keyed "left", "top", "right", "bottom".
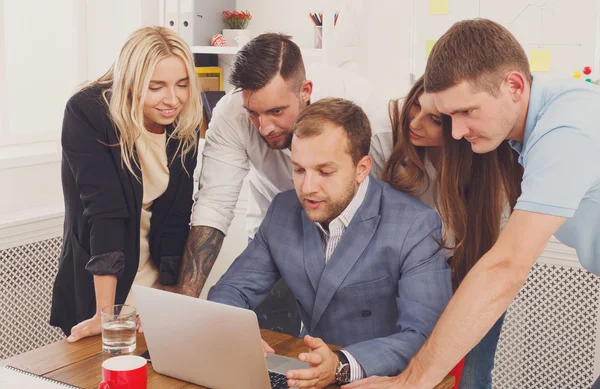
[{"left": 3, "top": 330, "right": 454, "bottom": 389}]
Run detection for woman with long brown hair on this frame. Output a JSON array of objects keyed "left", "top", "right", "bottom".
[{"left": 376, "top": 76, "right": 522, "bottom": 389}]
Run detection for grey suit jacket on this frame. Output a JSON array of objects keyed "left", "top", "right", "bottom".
[{"left": 208, "top": 177, "right": 452, "bottom": 376}]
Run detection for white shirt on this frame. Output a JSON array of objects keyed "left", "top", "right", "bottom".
[
  {"left": 315, "top": 176, "right": 370, "bottom": 382},
  {"left": 191, "top": 65, "right": 389, "bottom": 237}
]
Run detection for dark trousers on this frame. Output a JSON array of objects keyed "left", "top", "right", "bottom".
[
  {"left": 459, "top": 314, "right": 505, "bottom": 389},
  {"left": 592, "top": 375, "right": 600, "bottom": 389},
  {"left": 248, "top": 237, "right": 301, "bottom": 336}
]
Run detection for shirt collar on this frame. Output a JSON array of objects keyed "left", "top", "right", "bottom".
[
  {"left": 316, "top": 176, "right": 370, "bottom": 234},
  {"left": 509, "top": 75, "right": 544, "bottom": 160}
]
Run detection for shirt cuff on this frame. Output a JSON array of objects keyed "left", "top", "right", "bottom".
[
  {"left": 85, "top": 251, "right": 125, "bottom": 277},
  {"left": 514, "top": 200, "right": 576, "bottom": 218},
  {"left": 190, "top": 203, "right": 231, "bottom": 235},
  {"left": 341, "top": 350, "right": 365, "bottom": 382}
]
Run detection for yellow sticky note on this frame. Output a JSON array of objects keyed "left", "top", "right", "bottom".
[
  {"left": 426, "top": 40, "right": 437, "bottom": 59},
  {"left": 430, "top": 0, "right": 449, "bottom": 15},
  {"left": 529, "top": 49, "right": 551, "bottom": 72}
]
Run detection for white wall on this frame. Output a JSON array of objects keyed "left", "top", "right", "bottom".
[
  {"left": 2, "top": 0, "right": 82, "bottom": 145},
  {"left": 236, "top": 0, "right": 323, "bottom": 49},
  {"left": 358, "top": 1, "right": 414, "bottom": 100},
  {"left": 0, "top": 0, "right": 84, "bottom": 233},
  {"left": 236, "top": 0, "right": 414, "bottom": 100},
  {"left": 85, "top": 0, "right": 145, "bottom": 80},
  {"left": 0, "top": 0, "right": 161, "bottom": 240}
]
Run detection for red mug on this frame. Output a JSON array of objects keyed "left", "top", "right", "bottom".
[{"left": 98, "top": 355, "right": 147, "bottom": 389}]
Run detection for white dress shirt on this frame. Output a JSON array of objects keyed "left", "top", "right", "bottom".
[{"left": 191, "top": 65, "right": 389, "bottom": 238}]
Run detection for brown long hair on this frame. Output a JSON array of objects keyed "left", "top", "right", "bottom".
[
  {"left": 383, "top": 76, "right": 523, "bottom": 289},
  {"left": 382, "top": 77, "right": 430, "bottom": 196}
]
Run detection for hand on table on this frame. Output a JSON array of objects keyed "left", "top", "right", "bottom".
[
  {"left": 285, "top": 335, "right": 338, "bottom": 389},
  {"left": 67, "top": 314, "right": 102, "bottom": 342}
]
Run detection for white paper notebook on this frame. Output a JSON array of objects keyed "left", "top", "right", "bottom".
[{"left": 0, "top": 365, "right": 82, "bottom": 388}]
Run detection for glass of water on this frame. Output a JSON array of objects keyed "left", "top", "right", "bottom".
[{"left": 101, "top": 304, "right": 137, "bottom": 354}]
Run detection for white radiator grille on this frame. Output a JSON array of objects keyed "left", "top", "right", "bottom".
[
  {"left": 0, "top": 237, "right": 64, "bottom": 360},
  {"left": 493, "top": 262, "right": 599, "bottom": 388}
]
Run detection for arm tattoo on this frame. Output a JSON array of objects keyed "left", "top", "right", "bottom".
[{"left": 176, "top": 226, "right": 224, "bottom": 297}]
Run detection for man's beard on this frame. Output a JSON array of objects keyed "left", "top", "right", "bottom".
[
  {"left": 301, "top": 181, "right": 357, "bottom": 224},
  {"left": 264, "top": 131, "right": 293, "bottom": 149}
]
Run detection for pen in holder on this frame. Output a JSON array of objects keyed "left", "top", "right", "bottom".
[
  {"left": 309, "top": 11, "right": 324, "bottom": 49},
  {"left": 314, "top": 26, "right": 322, "bottom": 49}
]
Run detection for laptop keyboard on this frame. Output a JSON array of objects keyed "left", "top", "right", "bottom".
[{"left": 269, "top": 371, "right": 290, "bottom": 389}]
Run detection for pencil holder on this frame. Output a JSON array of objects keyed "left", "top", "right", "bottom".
[{"left": 314, "top": 26, "right": 322, "bottom": 49}]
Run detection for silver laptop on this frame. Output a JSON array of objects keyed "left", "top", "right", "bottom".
[{"left": 132, "top": 285, "right": 308, "bottom": 389}]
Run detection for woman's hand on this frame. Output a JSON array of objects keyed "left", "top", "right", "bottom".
[
  {"left": 67, "top": 314, "right": 102, "bottom": 342},
  {"left": 136, "top": 315, "right": 144, "bottom": 333}
]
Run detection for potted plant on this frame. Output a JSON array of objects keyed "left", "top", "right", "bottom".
[{"left": 222, "top": 10, "right": 252, "bottom": 47}]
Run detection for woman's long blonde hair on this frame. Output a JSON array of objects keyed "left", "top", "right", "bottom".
[{"left": 84, "top": 26, "right": 202, "bottom": 176}]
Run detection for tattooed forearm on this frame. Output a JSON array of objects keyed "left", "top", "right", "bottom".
[{"left": 176, "top": 226, "right": 225, "bottom": 297}]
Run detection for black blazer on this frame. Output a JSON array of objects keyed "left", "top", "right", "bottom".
[{"left": 50, "top": 86, "right": 198, "bottom": 335}]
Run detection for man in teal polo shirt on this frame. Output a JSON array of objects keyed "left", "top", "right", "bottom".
[{"left": 345, "top": 19, "right": 600, "bottom": 389}]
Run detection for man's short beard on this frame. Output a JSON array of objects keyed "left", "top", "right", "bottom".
[{"left": 265, "top": 131, "right": 293, "bottom": 149}]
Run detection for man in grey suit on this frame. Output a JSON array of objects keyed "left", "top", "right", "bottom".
[{"left": 208, "top": 98, "right": 452, "bottom": 389}]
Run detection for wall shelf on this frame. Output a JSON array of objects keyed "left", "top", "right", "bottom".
[
  {"left": 191, "top": 46, "right": 322, "bottom": 58},
  {"left": 190, "top": 46, "right": 239, "bottom": 55}
]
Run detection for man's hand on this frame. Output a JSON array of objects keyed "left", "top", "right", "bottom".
[
  {"left": 175, "top": 226, "right": 224, "bottom": 297},
  {"left": 342, "top": 376, "right": 405, "bottom": 389},
  {"left": 67, "top": 314, "right": 102, "bottom": 342},
  {"left": 262, "top": 338, "right": 275, "bottom": 357},
  {"left": 285, "top": 335, "right": 338, "bottom": 389}
]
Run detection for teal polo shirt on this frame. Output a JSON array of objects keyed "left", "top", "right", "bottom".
[{"left": 509, "top": 76, "right": 600, "bottom": 275}]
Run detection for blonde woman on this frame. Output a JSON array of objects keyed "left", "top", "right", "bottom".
[{"left": 50, "top": 26, "right": 202, "bottom": 341}]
